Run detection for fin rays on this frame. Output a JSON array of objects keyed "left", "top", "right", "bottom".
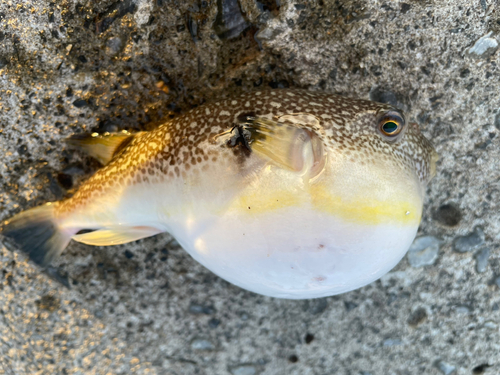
[{"left": 65, "top": 131, "right": 138, "bottom": 165}]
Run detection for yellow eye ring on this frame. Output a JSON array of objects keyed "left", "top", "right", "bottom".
[{"left": 379, "top": 113, "right": 404, "bottom": 137}]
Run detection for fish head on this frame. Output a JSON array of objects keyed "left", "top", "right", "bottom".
[{"left": 305, "top": 98, "right": 438, "bottom": 230}]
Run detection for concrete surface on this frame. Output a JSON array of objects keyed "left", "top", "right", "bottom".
[{"left": 1, "top": 0, "right": 500, "bottom": 374}]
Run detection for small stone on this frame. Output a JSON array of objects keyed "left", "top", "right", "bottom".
[
  {"left": 105, "top": 36, "right": 123, "bottom": 57},
  {"left": 383, "top": 338, "right": 402, "bottom": 347},
  {"left": 208, "top": 318, "right": 220, "bottom": 328},
  {"left": 468, "top": 32, "right": 498, "bottom": 58},
  {"left": 36, "top": 294, "right": 61, "bottom": 312},
  {"left": 453, "top": 227, "right": 484, "bottom": 253},
  {"left": 400, "top": 3, "right": 411, "bottom": 13},
  {"left": 435, "top": 361, "right": 456, "bottom": 375},
  {"left": 73, "top": 99, "right": 88, "bottom": 108},
  {"left": 369, "top": 86, "right": 408, "bottom": 112},
  {"left": 433, "top": 203, "right": 462, "bottom": 226},
  {"left": 190, "top": 338, "right": 215, "bottom": 351},
  {"left": 407, "top": 236, "right": 441, "bottom": 267},
  {"left": 472, "top": 364, "right": 491, "bottom": 374},
  {"left": 189, "top": 303, "right": 215, "bottom": 315},
  {"left": 474, "top": 248, "right": 490, "bottom": 273},
  {"left": 407, "top": 307, "right": 427, "bottom": 327},
  {"left": 0, "top": 56, "right": 8, "bottom": 68},
  {"left": 213, "top": 0, "right": 249, "bottom": 40},
  {"left": 344, "top": 301, "right": 357, "bottom": 311},
  {"left": 303, "top": 298, "right": 328, "bottom": 315},
  {"left": 255, "top": 25, "right": 285, "bottom": 43},
  {"left": 494, "top": 276, "right": 500, "bottom": 288},
  {"left": 495, "top": 112, "right": 500, "bottom": 131},
  {"left": 304, "top": 333, "right": 314, "bottom": 344},
  {"left": 230, "top": 364, "right": 258, "bottom": 375},
  {"left": 124, "top": 250, "right": 134, "bottom": 259},
  {"left": 483, "top": 321, "right": 497, "bottom": 329},
  {"left": 455, "top": 305, "right": 471, "bottom": 314}
]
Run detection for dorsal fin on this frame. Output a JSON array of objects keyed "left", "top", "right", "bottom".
[{"left": 65, "top": 130, "right": 138, "bottom": 165}]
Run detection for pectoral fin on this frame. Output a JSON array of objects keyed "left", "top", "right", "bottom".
[
  {"left": 241, "top": 114, "right": 327, "bottom": 179},
  {"left": 72, "top": 226, "right": 162, "bottom": 246},
  {"left": 66, "top": 131, "right": 140, "bottom": 165}
]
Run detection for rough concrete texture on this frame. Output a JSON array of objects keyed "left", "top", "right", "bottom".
[{"left": 1, "top": 0, "right": 500, "bottom": 374}]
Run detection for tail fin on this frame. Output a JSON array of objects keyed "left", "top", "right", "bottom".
[{"left": 1, "top": 203, "right": 73, "bottom": 266}]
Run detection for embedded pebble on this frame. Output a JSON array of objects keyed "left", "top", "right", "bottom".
[
  {"left": 230, "top": 364, "right": 258, "bottom": 375},
  {"left": 494, "top": 276, "right": 500, "bottom": 288},
  {"left": 435, "top": 361, "right": 456, "bottom": 375},
  {"left": 208, "top": 318, "right": 220, "bottom": 328},
  {"left": 255, "top": 25, "right": 286, "bottom": 43},
  {"left": 383, "top": 338, "right": 403, "bottom": 347},
  {"left": 453, "top": 228, "right": 484, "bottom": 253},
  {"left": 454, "top": 305, "right": 471, "bottom": 314},
  {"left": 483, "top": 321, "right": 498, "bottom": 329},
  {"left": 106, "top": 37, "right": 124, "bottom": 57},
  {"left": 369, "top": 87, "right": 408, "bottom": 112},
  {"left": 407, "top": 307, "right": 428, "bottom": 327},
  {"left": 407, "top": 236, "right": 441, "bottom": 267},
  {"left": 468, "top": 31, "right": 498, "bottom": 57},
  {"left": 432, "top": 204, "right": 462, "bottom": 226},
  {"left": 474, "top": 248, "right": 490, "bottom": 273},
  {"left": 190, "top": 338, "right": 215, "bottom": 351},
  {"left": 189, "top": 303, "right": 215, "bottom": 315},
  {"left": 303, "top": 298, "right": 328, "bottom": 315},
  {"left": 213, "top": 0, "right": 249, "bottom": 40}
]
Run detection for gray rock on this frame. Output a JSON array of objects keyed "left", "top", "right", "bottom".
[
  {"left": 468, "top": 32, "right": 498, "bottom": 58},
  {"left": 407, "top": 236, "right": 441, "bottom": 267},
  {"left": 255, "top": 24, "right": 286, "bottom": 43},
  {"left": 190, "top": 338, "right": 216, "bottom": 351},
  {"left": 494, "top": 276, "right": 500, "bottom": 288},
  {"left": 213, "top": 0, "right": 249, "bottom": 40},
  {"left": 453, "top": 228, "right": 485, "bottom": 253},
  {"left": 189, "top": 303, "right": 215, "bottom": 315},
  {"left": 407, "top": 307, "right": 428, "bottom": 327},
  {"left": 435, "top": 361, "right": 456, "bottom": 375},
  {"left": 230, "top": 364, "right": 259, "bottom": 375},
  {"left": 382, "top": 338, "right": 403, "bottom": 347},
  {"left": 432, "top": 203, "right": 462, "bottom": 227},
  {"left": 474, "top": 248, "right": 490, "bottom": 273},
  {"left": 105, "top": 36, "right": 124, "bottom": 57}
]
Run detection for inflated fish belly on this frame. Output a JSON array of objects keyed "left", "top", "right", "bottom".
[{"left": 1, "top": 89, "right": 437, "bottom": 299}]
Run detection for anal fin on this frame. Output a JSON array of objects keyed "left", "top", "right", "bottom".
[
  {"left": 66, "top": 130, "right": 139, "bottom": 165},
  {"left": 72, "top": 226, "right": 162, "bottom": 246}
]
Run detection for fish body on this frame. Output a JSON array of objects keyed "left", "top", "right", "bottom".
[{"left": 1, "top": 89, "right": 437, "bottom": 299}]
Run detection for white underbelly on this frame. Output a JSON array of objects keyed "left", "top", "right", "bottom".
[{"left": 169, "top": 205, "right": 418, "bottom": 299}]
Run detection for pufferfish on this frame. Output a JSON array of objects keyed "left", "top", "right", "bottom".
[{"left": 1, "top": 89, "right": 437, "bottom": 299}]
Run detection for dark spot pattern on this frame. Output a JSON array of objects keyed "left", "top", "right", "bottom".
[{"left": 56, "top": 89, "right": 436, "bottom": 215}]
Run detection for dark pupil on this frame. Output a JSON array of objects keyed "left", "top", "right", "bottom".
[{"left": 382, "top": 121, "right": 399, "bottom": 134}]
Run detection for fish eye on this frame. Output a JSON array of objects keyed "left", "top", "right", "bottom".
[{"left": 378, "top": 112, "right": 405, "bottom": 137}]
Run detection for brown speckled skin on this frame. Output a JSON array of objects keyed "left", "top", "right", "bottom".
[{"left": 56, "top": 89, "right": 436, "bottom": 223}]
